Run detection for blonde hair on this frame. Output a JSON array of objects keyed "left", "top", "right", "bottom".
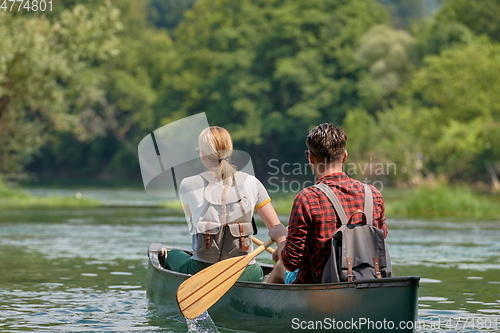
[{"left": 198, "top": 126, "right": 237, "bottom": 184}]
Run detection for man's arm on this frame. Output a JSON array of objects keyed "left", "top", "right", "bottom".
[
  {"left": 280, "top": 192, "right": 311, "bottom": 272},
  {"left": 258, "top": 202, "right": 286, "bottom": 262},
  {"left": 371, "top": 186, "right": 388, "bottom": 238}
]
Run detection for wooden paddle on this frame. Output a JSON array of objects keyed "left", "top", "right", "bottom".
[
  {"left": 251, "top": 235, "right": 275, "bottom": 254},
  {"left": 177, "top": 238, "right": 275, "bottom": 319}
]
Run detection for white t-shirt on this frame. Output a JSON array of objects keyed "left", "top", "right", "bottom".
[
  {"left": 179, "top": 171, "right": 270, "bottom": 231},
  {"left": 179, "top": 171, "right": 271, "bottom": 262}
]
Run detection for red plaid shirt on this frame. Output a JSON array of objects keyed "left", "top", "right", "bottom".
[{"left": 281, "top": 172, "right": 388, "bottom": 284}]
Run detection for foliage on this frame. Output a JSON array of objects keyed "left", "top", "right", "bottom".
[
  {"left": 0, "top": 3, "right": 121, "bottom": 180},
  {"left": 377, "top": 0, "right": 437, "bottom": 29},
  {"left": 387, "top": 184, "right": 500, "bottom": 218},
  {"left": 355, "top": 25, "right": 416, "bottom": 111},
  {"left": 412, "top": 0, "right": 500, "bottom": 58},
  {"left": 436, "top": 0, "right": 500, "bottom": 43},
  {"left": 3, "top": 0, "right": 500, "bottom": 195},
  {"left": 25, "top": 0, "right": 178, "bottom": 178},
  {"left": 343, "top": 106, "right": 426, "bottom": 185},
  {"left": 347, "top": 36, "right": 500, "bottom": 187},
  {"left": 81, "top": 26, "right": 174, "bottom": 156},
  {"left": 405, "top": 37, "right": 500, "bottom": 184},
  {"left": 148, "top": 0, "right": 197, "bottom": 30},
  {"left": 346, "top": 3, "right": 500, "bottom": 189},
  {"left": 163, "top": 0, "right": 388, "bottom": 173},
  {"left": 0, "top": 178, "right": 29, "bottom": 199}
]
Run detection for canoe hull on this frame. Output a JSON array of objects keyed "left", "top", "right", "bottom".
[{"left": 147, "top": 243, "right": 419, "bottom": 333}]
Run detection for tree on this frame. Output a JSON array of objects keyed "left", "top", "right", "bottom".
[
  {"left": 436, "top": 0, "right": 500, "bottom": 43},
  {"left": 25, "top": 0, "right": 179, "bottom": 179},
  {"left": 413, "top": 0, "right": 500, "bottom": 59},
  {"left": 355, "top": 25, "right": 416, "bottom": 111},
  {"left": 163, "top": 0, "right": 389, "bottom": 174},
  {"left": 343, "top": 106, "right": 429, "bottom": 186},
  {"left": 404, "top": 37, "right": 500, "bottom": 189},
  {"left": 148, "top": 0, "right": 197, "bottom": 30},
  {"left": 377, "top": 0, "right": 437, "bottom": 29},
  {"left": 0, "top": 4, "right": 121, "bottom": 181}
]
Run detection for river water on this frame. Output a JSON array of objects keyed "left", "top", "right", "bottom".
[{"left": 0, "top": 188, "right": 499, "bottom": 332}]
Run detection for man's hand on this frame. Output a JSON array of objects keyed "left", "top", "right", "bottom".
[{"left": 273, "top": 240, "right": 286, "bottom": 262}]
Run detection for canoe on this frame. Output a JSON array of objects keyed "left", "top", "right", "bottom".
[{"left": 147, "top": 243, "right": 420, "bottom": 333}]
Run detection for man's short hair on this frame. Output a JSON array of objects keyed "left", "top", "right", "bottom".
[{"left": 306, "top": 123, "right": 347, "bottom": 163}]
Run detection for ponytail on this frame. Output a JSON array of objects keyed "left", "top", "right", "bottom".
[
  {"left": 217, "top": 158, "right": 237, "bottom": 186},
  {"left": 198, "top": 126, "right": 237, "bottom": 185}
]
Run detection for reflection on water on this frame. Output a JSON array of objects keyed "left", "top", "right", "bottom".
[
  {"left": 0, "top": 190, "right": 499, "bottom": 332},
  {"left": 388, "top": 219, "right": 500, "bottom": 333}
]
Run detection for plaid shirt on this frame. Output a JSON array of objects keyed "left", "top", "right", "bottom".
[{"left": 281, "top": 172, "right": 388, "bottom": 284}]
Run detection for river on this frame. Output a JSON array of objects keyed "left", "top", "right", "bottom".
[{"left": 0, "top": 188, "right": 499, "bottom": 332}]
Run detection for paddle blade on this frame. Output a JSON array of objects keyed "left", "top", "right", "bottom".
[
  {"left": 177, "top": 255, "right": 250, "bottom": 319},
  {"left": 176, "top": 238, "right": 274, "bottom": 319}
]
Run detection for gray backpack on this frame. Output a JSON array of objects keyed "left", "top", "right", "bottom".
[{"left": 315, "top": 183, "right": 392, "bottom": 283}]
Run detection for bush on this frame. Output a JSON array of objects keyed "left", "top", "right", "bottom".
[{"left": 387, "top": 185, "right": 500, "bottom": 219}]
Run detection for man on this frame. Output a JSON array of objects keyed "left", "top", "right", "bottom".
[{"left": 267, "top": 123, "right": 387, "bottom": 284}]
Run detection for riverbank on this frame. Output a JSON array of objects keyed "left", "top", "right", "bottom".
[
  {"left": 386, "top": 185, "right": 500, "bottom": 219},
  {"left": 0, "top": 180, "right": 100, "bottom": 207},
  {"left": 2, "top": 180, "right": 498, "bottom": 219},
  {"left": 268, "top": 185, "right": 500, "bottom": 220}
]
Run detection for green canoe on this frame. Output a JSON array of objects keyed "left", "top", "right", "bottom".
[{"left": 147, "top": 243, "right": 420, "bottom": 333}]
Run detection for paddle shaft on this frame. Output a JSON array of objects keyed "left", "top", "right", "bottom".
[
  {"left": 177, "top": 238, "right": 275, "bottom": 319},
  {"left": 251, "top": 235, "right": 275, "bottom": 254}
]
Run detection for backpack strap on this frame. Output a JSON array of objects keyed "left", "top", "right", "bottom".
[
  {"left": 200, "top": 171, "right": 253, "bottom": 236},
  {"left": 233, "top": 174, "right": 258, "bottom": 235},
  {"left": 220, "top": 184, "right": 230, "bottom": 225},
  {"left": 199, "top": 171, "right": 219, "bottom": 184},
  {"left": 363, "top": 184, "right": 374, "bottom": 226},
  {"left": 314, "top": 183, "right": 349, "bottom": 226},
  {"left": 315, "top": 182, "right": 374, "bottom": 226}
]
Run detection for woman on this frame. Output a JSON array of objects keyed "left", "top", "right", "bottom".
[{"left": 165, "top": 126, "right": 287, "bottom": 282}]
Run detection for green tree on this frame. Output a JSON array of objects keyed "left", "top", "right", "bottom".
[
  {"left": 413, "top": 0, "right": 500, "bottom": 59},
  {"left": 84, "top": 28, "right": 175, "bottom": 156},
  {"left": 0, "top": 4, "right": 121, "bottom": 181},
  {"left": 343, "top": 106, "right": 428, "bottom": 186},
  {"left": 164, "top": 0, "right": 389, "bottom": 172},
  {"left": 378, "top": 0, "right": 436, "bottom": 29},
  {"left": 148, "top": 0, "right": 197, "bottom": 30},
  {"left": 404, "top": 37, "right": 500, "bottom": 189},
  {"left": 355, "top": 25, "right": 416, "bottom": 111},
  {"left": 436, "top": 0, "right": 500, "bottom": 43},
  {"left": 26, "top": 0, "right": 179, "bottom": 179}
]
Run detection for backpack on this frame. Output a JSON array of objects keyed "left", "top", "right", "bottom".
[
  {"left": 314, "top": 182, "right": 392, "bottom": 283},
  {"left": 193, "top": 172, "right": 255, "bottom": 262}
]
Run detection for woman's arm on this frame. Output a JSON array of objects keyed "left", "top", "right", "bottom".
[
  {"left": 256, "top": 201, "right": 281, "bottom": 230},
  {"left": 256, "top": 202, "right": 287, "bottom": 262}
]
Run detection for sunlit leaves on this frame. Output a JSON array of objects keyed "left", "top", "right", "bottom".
[
  {"left": 399, "top": 37, "right": 500, "bottom": 182},
  {"left": 0, "top": 3, "right": 121, "bottom": 178},
  {"left": 169, "top": 0, "right": 388, "bottom": 151}
]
